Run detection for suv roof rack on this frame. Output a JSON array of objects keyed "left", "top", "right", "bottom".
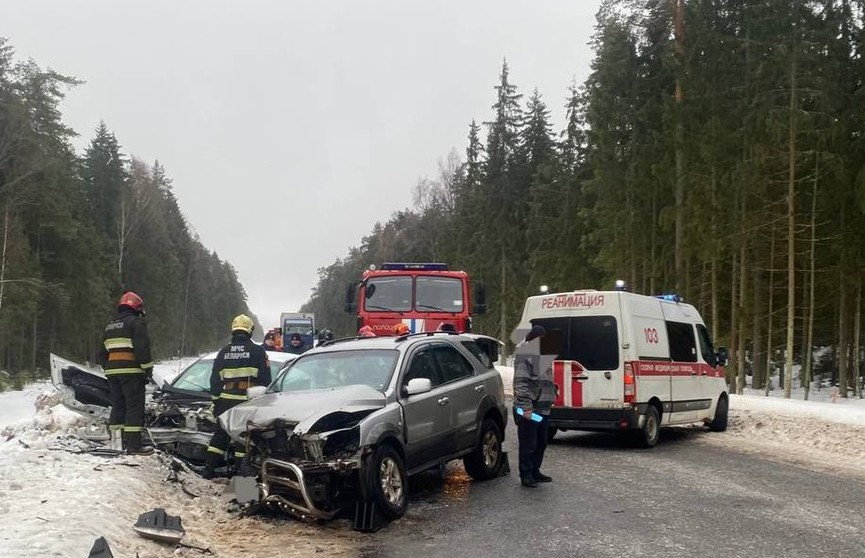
[
  {"left": 394, "top": 331, "right": 460, "bottom": 342},
  {"left": 319, "top": 336, "right": 368, "bottom": 347}
]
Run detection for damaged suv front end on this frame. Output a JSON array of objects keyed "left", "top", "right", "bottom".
[{"left": 221, "top": 348, "right": 403, "bottom": 520}]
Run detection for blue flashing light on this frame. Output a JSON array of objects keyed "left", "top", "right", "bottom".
[
  {"left": 381, "top": 262, "right": 449, "bottom": 271},
  {"left": 655, "top": 293, "right": 683, "bottom": 303}
]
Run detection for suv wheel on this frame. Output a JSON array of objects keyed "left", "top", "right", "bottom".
[
  {"left": 463, "top": 419, "right": 504, "bottom": 481},
  {"left": 369, "top": 444, "right": 408, "bottom": 520}
]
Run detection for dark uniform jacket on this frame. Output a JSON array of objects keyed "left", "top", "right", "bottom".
[
  {"left": 512, "top": 339, "right": 556, "bottom": 415},
  {"left": 98, "top": 309, "right": 154, "bottom": 376},
  {"left": 210, "top": 333, "right": 272, "bottom": 401}
]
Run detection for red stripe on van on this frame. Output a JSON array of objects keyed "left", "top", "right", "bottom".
[
  {"left": 552, "top": 360, "right": 583, "bottom": 408},
  {"left": 632, "top": 361, "right": 714, "bottom": 377}
]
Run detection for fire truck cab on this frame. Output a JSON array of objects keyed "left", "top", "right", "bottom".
[
  {"left": 345, "top": 263, "right": 486, "bottom": 336},
  {"left": 513, "top": 289, "right": 729, "bottom": 447}
]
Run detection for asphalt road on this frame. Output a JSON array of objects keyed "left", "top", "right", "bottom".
[{"left": 358, "top": 410, "right": 865, "bottom": 558}]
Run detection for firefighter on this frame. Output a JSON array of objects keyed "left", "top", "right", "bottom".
[
  {"left": 205, "top": 314, "right": 271, "bottom": 478},
  {"left": 98, "top": 291, "right": 155, "bottom": 455}
]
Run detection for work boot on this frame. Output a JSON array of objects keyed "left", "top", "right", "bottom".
[
  {"left": 533, "top": 472, "right": 553, "bottom": 483},
  {"left": 520, "top": 477, "right": 538, "bottom": 488},
  {"left": 123, "top": 431, "right": 153, "bottom": 455}
]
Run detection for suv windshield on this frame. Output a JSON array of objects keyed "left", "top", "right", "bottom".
[{"left": 272, "top": 349, "right": 398, "bottom": 393}]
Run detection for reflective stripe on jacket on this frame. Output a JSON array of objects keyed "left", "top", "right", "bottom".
[
  {"left": 210, "top": 333, "right": 271, "bottom": 401},
  {"left": 98, "top": 309, "right": 154, "bottom": 376}
]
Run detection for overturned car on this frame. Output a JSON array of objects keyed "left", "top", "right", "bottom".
[
  {"left": 49, "top": 351, "right": 297, "bottom": 464},
  {"left": 220, "top": 332, "right": 508, "bottom": 522}
]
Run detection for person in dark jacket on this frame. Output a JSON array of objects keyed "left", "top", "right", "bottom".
[
  {"left": 98, "top": 291, "right": 155, "bottom": 455},
  {"left": 512, "top": 324, "right": 556, "bottom": 487},
  {"left": 205, "top": 314, "right": 271, "bottom": 478},
  {"left": 284, "top": 332, "right": 307, "bottom": 355}
]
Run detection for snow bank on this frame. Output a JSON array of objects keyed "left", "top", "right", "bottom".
[
  {"left": 0, "top": 382, "right": 53, "bottom": 430},
  {"left": 0, "top": 402, "right": 362, "bottom": 557}
]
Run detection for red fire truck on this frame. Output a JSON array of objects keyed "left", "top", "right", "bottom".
[{"left": 344, "top": 263, "right": 486, "bottom": 336}]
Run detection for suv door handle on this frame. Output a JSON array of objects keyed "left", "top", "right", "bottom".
[
  {"left": 437, "top": 397, "right": 449, "bottom": 406},
  {"left": 474, "top": 385, "right": 485, "bottom": 392}
]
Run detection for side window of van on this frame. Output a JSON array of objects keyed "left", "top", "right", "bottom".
[
  {"left": 666, "top": 321, "right": 697, "bottom": 362},
  {"left": 696, "top": 324, "right": 717, "bottom": 366}
]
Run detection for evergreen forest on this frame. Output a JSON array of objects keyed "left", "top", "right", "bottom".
[
  {"left": 302, "top": 0, "right": 865, "bottom": 399},
  {"left": 0, "top": 38, "right": 253, "bottom": 387}
]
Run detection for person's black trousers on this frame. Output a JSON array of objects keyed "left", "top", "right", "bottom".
[
  {"left": 107, "top": 374, "right": 146, "bottom": 449},
  {"left": 514, "top": 408, "right": 549, "bottom": 480},
  {"left": 206, "top": 398, "right": 244, "bottom": 471}
]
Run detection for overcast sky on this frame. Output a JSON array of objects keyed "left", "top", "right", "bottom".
[{"left": 5, "top": 0, "right": 602, "bottom": 330}]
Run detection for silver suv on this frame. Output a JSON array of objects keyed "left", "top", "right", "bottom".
[{"left": 221, "top": 332, "right": 507, "bottom": 523}]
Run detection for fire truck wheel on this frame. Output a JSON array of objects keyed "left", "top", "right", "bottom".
[
  {"left": 635, "top": 405, "right": 660, "bottom": 448},
  {"left": 708, "top": 395, "right": 728, "bottom": 432},
  {"left": 547, "top": 427, "right": 559, "bottom": 443},
  {"left": 463, "top": 419, "right": 504, "bottom": 480}
]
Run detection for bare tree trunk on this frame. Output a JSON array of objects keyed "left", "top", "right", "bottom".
[
  {"left": 752, "top": 264, "right": 765, "bottom": 390},
  {"left": 711, "top": 171, "right": 719, "bottom": 342},
  {"left": 730, "top": 251, "right": 738, "bottom": 394},
  {"left": 500, "top": 245, "right": 507, "bottom": 364},
  {"left": 672, "top": 0, "right": 685, "bottom": 293},
  {"left": 804, "top": 157, "right": 818, "bottom": 400},
  {"left": 737, "top": 241, "right": 747, "bottom": 394},
  {"left": 766, "top": 226, "right": 776, "bottom": 396},
  {"left": 783, "top": 43, "right": 797, "bottom": 400},
  {"left": 839, "top": 274, "right": 849, "bottom": 398},
  {"left": 854, "top": 282, "right": 862, "bottom": 399},
  {"left": 0, "top": 208, "right": 8, "bottom": 316}
]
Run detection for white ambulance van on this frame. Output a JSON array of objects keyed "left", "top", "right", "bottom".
[{"left": 513, "top": 289, "right": 729, "bottom": 447}]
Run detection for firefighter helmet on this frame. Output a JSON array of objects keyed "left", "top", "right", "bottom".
[
  {"left": 394, "top": 323, "right": 410, "bottom": 336},
  {"left": 231, "top": 314, "right": 255, "bottom": 334},
  {"left": 118, "top": 291, "right": 144, "bottom": 312}
]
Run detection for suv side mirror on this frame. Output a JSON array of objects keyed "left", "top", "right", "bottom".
[
  {"left": 247, "top": 385, "right": 267, "bottom": 399},
  {"left": 344, "top": 281, "right": 358, "bottom": 314},
  {"left": 473, "top": 282, "right": 487, "bottom": 315},
  {"left": 715, "top": 347, "right": 729, "bottom": 368},
  {"left": 405, "top": 378, "right": 432, "bottom": 396}
]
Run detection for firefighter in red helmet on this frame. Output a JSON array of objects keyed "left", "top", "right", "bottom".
[{"left": 97, "top": 291, "right": 154, "bottom": 455}]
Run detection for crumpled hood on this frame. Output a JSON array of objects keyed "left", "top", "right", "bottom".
[{"left": 221, "top": 384, "right": 386, "bottom": 438}]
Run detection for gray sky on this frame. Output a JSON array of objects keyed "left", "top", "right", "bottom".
[{"left": 5, "top": 0, "right": 602, "bottom": 330}]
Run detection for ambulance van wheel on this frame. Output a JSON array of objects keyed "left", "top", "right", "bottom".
[
  {"left": 635, "top": 405, "right": 660, "bottom": 448},
  {"left": 547, "top": 427, "right": 559, "bottom": 443},
  {"left": 708, "top": 395, "right": 728, "bottom": 432}
]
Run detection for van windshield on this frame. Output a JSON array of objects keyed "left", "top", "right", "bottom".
[{"left": 533, "top": 316, "right": 619, "bottom": 370}]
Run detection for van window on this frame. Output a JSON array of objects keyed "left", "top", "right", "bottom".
[
  {"left": 533, "top": 316, "right": 619, "bottom": 371},
  {"left": 666, "top": 321, "right": 697, "bottom": 362},
  {"left": 696, "top": 324, "right": 717, "bottom": 366}
]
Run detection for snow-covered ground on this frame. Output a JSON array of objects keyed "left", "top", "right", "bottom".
[{"left": 1, "top": 362, "right": 864, "bottom": 556}]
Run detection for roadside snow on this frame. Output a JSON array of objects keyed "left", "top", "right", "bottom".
[
  {"left": 0, "top": 382, "right": 52, "bottom": 430},
  {"left": 0, "top": 384, "right": 362, "bottom": 557}
]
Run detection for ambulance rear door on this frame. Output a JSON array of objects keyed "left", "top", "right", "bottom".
[{"left": 537, "top": 313, "right": 621, "bottom": 410}]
